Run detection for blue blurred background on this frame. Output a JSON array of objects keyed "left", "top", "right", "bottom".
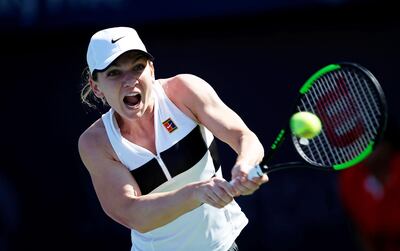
[{"left": 1, "top": 0, "right": 399, "bottom": 250}]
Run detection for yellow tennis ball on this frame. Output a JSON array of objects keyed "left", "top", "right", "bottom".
[{"left": 290, "top": 111, "right": 322, "bottom": 139}]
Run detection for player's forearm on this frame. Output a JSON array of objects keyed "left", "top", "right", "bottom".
[
  {"left": 234, "top": 130, "right": 264, "bottom": 166},
  {"left": 115, "top": 183, "right": 201, "bottom": 233}
]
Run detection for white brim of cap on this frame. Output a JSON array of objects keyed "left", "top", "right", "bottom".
[{"left": 91, "top": 49, "right": 153, "bottom": 74}]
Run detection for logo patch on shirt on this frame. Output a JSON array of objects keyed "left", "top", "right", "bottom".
[{"left": 162, "top": 118, "right": 178, "bottom": 133}]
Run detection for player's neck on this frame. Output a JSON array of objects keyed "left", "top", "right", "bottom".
[
  {"left": 119, "top": 111, "right": 154, "bottom": 136},
  {"left": 118, "top": 112, "right": 157, "bottom": 154}
]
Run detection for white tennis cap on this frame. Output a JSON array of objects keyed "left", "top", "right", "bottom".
[{"left": 86, "top": 27, "right": 153, "bottom": 74}]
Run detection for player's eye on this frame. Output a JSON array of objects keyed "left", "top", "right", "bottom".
[
  {"left": 106, "top": 69, "right": 121, "bottom": 77},
  {"left": 133, "top": 63, "right": 145, "bottom": 73}
]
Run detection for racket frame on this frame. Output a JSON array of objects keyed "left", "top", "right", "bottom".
[{"left": 256, "top": 62, "right": 388, "bottom": 175}]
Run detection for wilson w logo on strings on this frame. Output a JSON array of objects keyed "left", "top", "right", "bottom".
[{"left": 316, "top": 75, "right": 365, "bottom": 147}]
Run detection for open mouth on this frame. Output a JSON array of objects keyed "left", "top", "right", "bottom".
[{"left": 123, "top": 93, "right": 142, "bottom": 108}]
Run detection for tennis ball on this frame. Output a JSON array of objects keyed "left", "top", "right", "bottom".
[{"left": 290, "top": 111, "right": 322, "bottom": 139}]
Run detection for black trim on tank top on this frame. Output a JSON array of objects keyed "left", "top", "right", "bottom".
[
  {"left": 208, "top": 139, "right": 221, "bottom": 171},
  {"left": 130, "top": 125, "right": 220, "bottom": 195},
  {"left": 161, "top": 125, "right": 208, "bottom": 177},
  {"left": 130, "top": 158, "right": 167, "bottom": 195}
]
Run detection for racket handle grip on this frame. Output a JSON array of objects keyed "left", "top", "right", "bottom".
[
  {"left": 229, "top": 164, "right": 266, "bottom": 186},
  {"left": 248, "top": 165, "right": 264, "bottom": 180}
]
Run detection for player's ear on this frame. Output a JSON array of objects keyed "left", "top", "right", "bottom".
[{"left": 89, "top": 77, "right": 104, "bottom": 99}]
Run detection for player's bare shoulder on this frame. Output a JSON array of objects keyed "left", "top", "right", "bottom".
[
  {"left": 78, "top": 119, "right": 113, "bottom": 170},
  {"left": 158, "top": 74, "right": 212, "bottom": 121},
  {"left": 160, "top": 74, "right": 209, "bottom": 94},
  {"left": 160, "top": 74, "right": 216, "bottom": 104},
  {"left": 78, "top": 119, "right": 106, "bottom": 148}
]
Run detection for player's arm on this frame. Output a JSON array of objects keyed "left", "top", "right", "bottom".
[
  {"left": 78, "top": 124, "right": 235, "bottom": 233},
  {"left": 164, "top": 74, "right": 268, "bottom": 194}
]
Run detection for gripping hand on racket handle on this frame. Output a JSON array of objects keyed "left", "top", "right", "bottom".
[{"left": 230, "top": 162, "right": 269, "bottom": 196}]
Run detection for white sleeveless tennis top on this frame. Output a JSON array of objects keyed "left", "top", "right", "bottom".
[{"left": 101, "top": 81, "right": 248, "bottom": 251}]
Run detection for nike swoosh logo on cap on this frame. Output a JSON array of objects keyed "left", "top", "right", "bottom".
[{"left": 111, "top": 36, "right": 124, "bottom": 43}]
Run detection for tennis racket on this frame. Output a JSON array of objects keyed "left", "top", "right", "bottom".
[{"left": 247, "top": 62, "right": 387, "bottom": 179}]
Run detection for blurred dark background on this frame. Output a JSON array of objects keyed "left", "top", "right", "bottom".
[{"left": 1, "top": 0, "right": 399, "bottom": 250}]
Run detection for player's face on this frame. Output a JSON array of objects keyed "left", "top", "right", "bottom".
[{"left": 91, "top": 51, "right": 155, "bottom": 120}]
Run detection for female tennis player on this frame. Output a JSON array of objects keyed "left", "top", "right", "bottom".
[{"left": 78, "top": 27, "right": 268, "bottom": 251}]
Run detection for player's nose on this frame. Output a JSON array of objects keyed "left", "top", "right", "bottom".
[{"left": 122, "top": 72, "right": 139, "bottom": 87}]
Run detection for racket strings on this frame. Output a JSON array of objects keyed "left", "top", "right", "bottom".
[
  {"left": 300, "top": 95, "right": 332, "bottom": 165},
  {"left": 339, "top": 71, "right": 379, "bottom": 148},
  {"left": 330, "top": 71, "right": 372, "bottom": 161},
  {"left": 329, "top": 72, "right": 367, "bottom": 150},
  {"left": 295, "top": 67, "right": 384, "bottom": 167},
  {"left": 338, "top": 69, "right": 382, "bottom": 141},
  {"left": 323, "top": 69, "right": 377, "bottom": 162},
  {"left": 345, "top": 70, "right": 381, "bottom": 135},
  {"left": 299, "top": 75, "right": 352, "bottom": 166},
  {"left": 302, "top": 75, "right": 352, "bottom": 165}
]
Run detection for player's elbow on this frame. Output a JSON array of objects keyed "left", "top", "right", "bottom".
[{"left": 104, "top": 206, "right": 152, "bottom": 233}]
